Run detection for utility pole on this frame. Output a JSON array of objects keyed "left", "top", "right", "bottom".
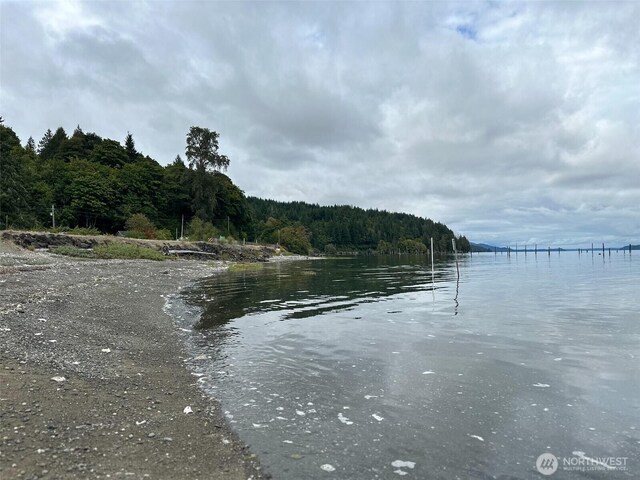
[
  {"left": 181, "top": 214, "right": 184, "bottom": 239},
  {"left": 227, "top": 216, "right": 230, "bottom": 235},
  {"left": 50, "top": 204, "right": 56, "bottom": 229}
]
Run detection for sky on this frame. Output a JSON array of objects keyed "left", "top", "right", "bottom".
[{"left": 1, "top": 1, "right": 639, "bottom": 248}]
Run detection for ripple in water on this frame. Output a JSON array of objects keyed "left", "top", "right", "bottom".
[{"left": 167, "top": 254, "right": 639, "bottom": 479}]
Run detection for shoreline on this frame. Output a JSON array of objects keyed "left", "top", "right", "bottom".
[{"left": 0, "top": 244, "right": 267, "bottom": 479}]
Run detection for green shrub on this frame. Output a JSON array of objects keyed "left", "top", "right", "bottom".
[
  {"left": 324, "top": 243, "right": 337, "bottom": 255},
  {"left": 187, "top": 218, "right": 218, "bottom": 241},
  {"left": 125, "top": 230, "right": 146, "bottom": 239},
  {"left": 279, "top": 226, "right": 311, "bottom": 255},
  {"left": 156, "top": 229, "right": 173, "bottom": 240},
  {"left": 125, "top": 213, "right": 156, "bottom": 239}
]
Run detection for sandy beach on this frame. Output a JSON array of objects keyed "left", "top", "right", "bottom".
[{"left": 0, "top": 242, "right": 266, "bottom": 479}]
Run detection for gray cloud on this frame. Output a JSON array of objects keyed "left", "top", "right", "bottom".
[{"left": 1, "top": 0, "right": 638, "bottom": 247}]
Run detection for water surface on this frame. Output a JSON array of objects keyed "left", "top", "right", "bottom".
[{"left": 168, "top": 253, "right": 639, "bottom": 479}]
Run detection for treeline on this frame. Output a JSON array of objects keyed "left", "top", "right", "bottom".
[
  {"left": 0, "top": 121, "right": 252, "bottom": 240},
  {"left": 249, "top": 198, "right": 470, "bottom": 254},
  {"left": 0, "top": 119, "right": 469, "bottom": 254}
]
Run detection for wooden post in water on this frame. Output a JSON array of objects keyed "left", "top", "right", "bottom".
[
  {"left": 452, "top": 238, "right": 460, "bottom": 278},
  {"left": 602, "top": 243, "right": 605, "bottom": 256},
  {"left": 524, "top": 244, "right": 527, "bottom": 256},
  {"left": 591, "top": 242, "right": 594, "bottom": 258},
  {"left": 535, "top": 244, "right": 537, "bottom": 256},
  {"left": 548, "top": 246, "right": 551, "bottom": 256},
  {"left": 630, "top": 244, "right": 632, "bottom": 255},
  {"left": 430, "top": 237, "right": 434, "bottom": 277}
]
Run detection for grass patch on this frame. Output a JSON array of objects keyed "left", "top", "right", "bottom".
[
  {"left": 51, "top": 243, "right": 166, "bottom": 261},
  {"left": 228, "top": 262, "right": 265, "bottom": 272},
  {"left": 67, "top": 227, "right": 103, "bottom": 236},
  {"left": 94, "top": 243, "right": 166, "bottom": 261},
  {"left": 50, "top": 245, "right": 95, "bottom": 258},
  {"left": 48, "top": 227, "right": 102, "bottom": 236}
]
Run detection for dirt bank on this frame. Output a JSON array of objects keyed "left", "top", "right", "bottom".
[
  {"left": 0, "top": 243, "right": 266, "bottom": 479},
  {"left": 0, "top": 230, "right": 278, "bottom": 262}
]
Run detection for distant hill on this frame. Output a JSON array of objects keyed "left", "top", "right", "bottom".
[
  {"left": 470, "top": 242, "right": 509, "bottom": 252},
  {"left": 471, "top": 243, "right": 638, "bottom": 253},
  {"left": 616, "top": 244, "right": 639, "bottom": 251},
  {"left": 248, "top": 197, "right": 470, "bottom": 254},
  {"left": 469, "top": 242, "right": 493, "bottom": 252}
]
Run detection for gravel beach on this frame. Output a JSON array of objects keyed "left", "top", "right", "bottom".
[{"left": 0, "top": 243, "right": 265, "bottom": 479}]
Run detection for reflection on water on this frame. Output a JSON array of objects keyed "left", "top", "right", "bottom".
[
  {"left": 190, "top": 255, "right": 455, "bottom": 329},
  {"left": 167, "top": 253, "right": 639, "bottom": 479}
]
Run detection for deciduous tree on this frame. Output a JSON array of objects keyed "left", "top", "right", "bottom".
[{"left": 185, "top": 127, "right": 230, "bottom": 221}]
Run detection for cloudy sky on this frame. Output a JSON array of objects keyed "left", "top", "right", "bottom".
[{"left": 1, "top": 1, "right": 638, "bottom": 247}]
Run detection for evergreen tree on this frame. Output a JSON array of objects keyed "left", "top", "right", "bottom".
[
  {"left": 25, "top": 137, "right": 36, "bottom": 153},
  {"left": 57, "top": 126, "right": 87, "bottom": 161},
  {"left": 0, "top": 125, "right": 30, "bottom": 227},
  {"left": 37, "top": 129, "right": 53, "bottom": 155},
  {"left": 125, "top": 132, "right": 138, "bottom": 162},
  {"left": 39, "top": 127, "right": 67, "bottom": 160}
]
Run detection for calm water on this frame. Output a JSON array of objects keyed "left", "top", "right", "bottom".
[{"left": 167, "top": 253, "right": 639, "bottom": 479}]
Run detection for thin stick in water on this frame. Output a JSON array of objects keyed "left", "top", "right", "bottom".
[{"left": 452, "top": 238, "right": 460, "bottom": 278}]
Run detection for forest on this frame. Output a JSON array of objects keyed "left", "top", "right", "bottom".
[{"left": 0, "top": 119, "right": 469, "bottom": 255}]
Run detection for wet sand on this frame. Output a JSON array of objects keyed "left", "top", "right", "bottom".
[{"left": 0, "top": 244, "right": 265, "bottom": 479}]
